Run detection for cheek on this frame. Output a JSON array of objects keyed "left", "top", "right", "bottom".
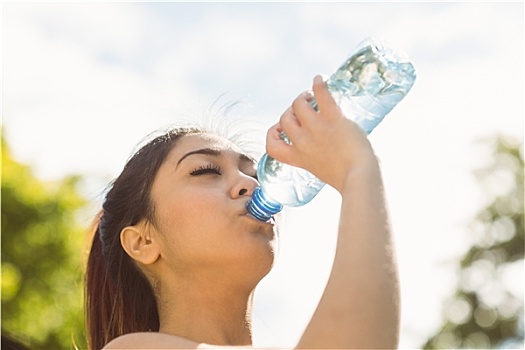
[
  {"left": 158, "top": 185, "right": 218, "bottom": 221},
  {"left": 156, "top": 191, "right": 228, "bottom": 253}
]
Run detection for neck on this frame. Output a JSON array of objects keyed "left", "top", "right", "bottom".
[{"left": 156, "top": 274, "right": 255, "bottom": 346}]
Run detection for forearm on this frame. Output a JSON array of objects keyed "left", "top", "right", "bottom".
[{"left": 297, "top": 162, "right": 400, "bottom": 349}]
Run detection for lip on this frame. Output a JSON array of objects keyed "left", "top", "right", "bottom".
[
  {"left": 242, "top": 212, "right": 275, "bottom": 226},
  {"left": 243, "top": 213, "right": 276, "bottom": 243}
]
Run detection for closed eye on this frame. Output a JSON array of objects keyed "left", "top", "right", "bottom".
[{"left": 189, "top": 164, "right": 222, "bottom": 176}]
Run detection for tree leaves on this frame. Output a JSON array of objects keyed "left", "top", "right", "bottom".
[
  {"left": 424, "top": 135, "right": 524, "bottom": 349},
  {"left": 1, "top": 136, "right": 88, "bottom": 349}
]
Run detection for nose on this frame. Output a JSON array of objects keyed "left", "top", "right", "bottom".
[{"left": 231, "top": 171, "right": 259, "bottom": 199}]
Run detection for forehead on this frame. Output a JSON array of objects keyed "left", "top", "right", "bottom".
[
  {"left": 169, "top": 133, "right": 246, "bottom": 161},
  {"left": 175, "top": 133, "right": 243, "bottom": 153}
]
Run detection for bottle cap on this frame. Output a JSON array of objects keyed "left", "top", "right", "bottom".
[{"left": 246, "top": 187, "right": 283, "bottom": 222}]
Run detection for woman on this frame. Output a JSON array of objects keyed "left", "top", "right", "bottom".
[{"left": 85, "top": 76, "right": 400, "bottom": 349}]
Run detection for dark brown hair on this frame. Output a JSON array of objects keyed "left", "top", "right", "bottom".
[{"left": 85, "top": 127, "right": 203, "bottom": 350}]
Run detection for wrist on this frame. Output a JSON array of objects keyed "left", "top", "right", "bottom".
[{"left": 338, "top": 156, "right": 382, "bottom": 195}]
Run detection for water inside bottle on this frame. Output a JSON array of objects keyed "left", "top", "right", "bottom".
[
  {"left": 256, "top": 153, "right": 325, "bottom": 207},
  {"left": 326, "top": 39, "right": 416, "bottom": 133}
]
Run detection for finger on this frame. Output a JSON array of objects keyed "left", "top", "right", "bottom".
[
  {"left": 278, "top": 106, "right": 302, "bottom": 145},
  {"left": 312, "top": 75, "right": 340, "bottom": 120},
  {"left": 266, "top": 122, "right": 288, "bottom": 145},
  {"left": 265, "top": 123, "right": 296, "bottom": 166},
  {"left": 291, "top": 90, "right": 316, "bottom": 126}
]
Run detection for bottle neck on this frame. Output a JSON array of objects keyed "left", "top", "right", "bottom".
[{"left": 246, "top": 187, "right": 283, "bottom": 222}]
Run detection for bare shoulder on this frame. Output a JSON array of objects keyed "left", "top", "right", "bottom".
[
  {"left": 103, "top": 332, "right": 292, "bottom": 350},
  {"left": 103, "top": 332, "right": 199, "bottom": 349}
]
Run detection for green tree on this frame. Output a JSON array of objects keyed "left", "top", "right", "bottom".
[
  {"left": 1, "top": 135, "right": 88, "bottom": 349},
  {"left": 423, "top": 135, "right": 524, "bottom": 349}
]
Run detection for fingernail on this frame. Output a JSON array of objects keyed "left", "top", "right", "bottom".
[{"left": 314, "top": 74, "right": 328, "bottom": 83}]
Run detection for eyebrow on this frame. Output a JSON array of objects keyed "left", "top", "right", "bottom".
[{"left": 176, "top": 147, "right": 256, "bottom": 167}]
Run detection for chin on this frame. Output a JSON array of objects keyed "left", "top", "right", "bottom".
[
  {"left": 258, "top": 241, "right": 276, "bottom": 279},
  {"left": 241, "top": 244, "right": 275, "bottom": 286}
]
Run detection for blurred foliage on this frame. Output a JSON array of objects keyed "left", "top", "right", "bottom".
[
  {"left": 1, "top": 135, "right": 88, "bottom": 349},
  {"left": 423, "top": 135, "right": 524, "bottom": 349}
]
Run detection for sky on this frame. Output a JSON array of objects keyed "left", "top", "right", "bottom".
[{"left": 2, "top": 2, "right": 524, "bottom": 349}]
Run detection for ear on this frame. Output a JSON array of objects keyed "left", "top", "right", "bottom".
[{"left": 120, "top": 221, "right": 160, "bottom": 265}]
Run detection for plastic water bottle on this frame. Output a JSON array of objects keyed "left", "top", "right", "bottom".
[{"left": 246, "top": 37, "right": 417, "bottom": 222}]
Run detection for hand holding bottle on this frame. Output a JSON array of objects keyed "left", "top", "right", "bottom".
[
  {"left": 266, "top": 75, "right": 378, "bottom": 194},
  {"left": 246, "top": 37, "right": 416, "bottom": 222}
]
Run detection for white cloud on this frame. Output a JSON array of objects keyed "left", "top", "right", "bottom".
[{"left": 3, "top": 3, "right": 204, "bottom": 180}]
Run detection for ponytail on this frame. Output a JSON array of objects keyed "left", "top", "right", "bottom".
[{"left": 85, "top": 216, "right": 159, "bottom": 350}]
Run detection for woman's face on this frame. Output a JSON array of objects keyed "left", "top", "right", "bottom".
[{"left": 148, "top": 133, "right": 276, "bottom": 285}]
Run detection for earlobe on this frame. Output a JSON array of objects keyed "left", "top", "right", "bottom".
[{"left": 120, "top": 222, "right": 160, "bottom": 265}]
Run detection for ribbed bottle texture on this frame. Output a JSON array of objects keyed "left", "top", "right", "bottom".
[{"left": 246, "top": 37, "right": 417, "bottom": 222}]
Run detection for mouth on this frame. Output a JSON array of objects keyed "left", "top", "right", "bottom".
[
  {"left": 248, "top": 212, "right": 275, "bottom": 224},
  {"left": 244, "top": 212, "right": 276, "bottom": 225}
]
